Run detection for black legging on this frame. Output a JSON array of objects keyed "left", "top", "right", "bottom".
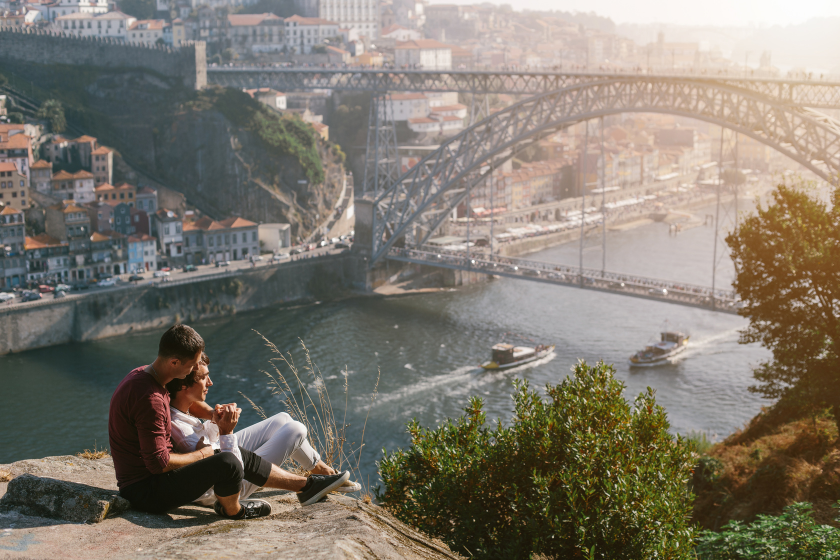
[{"left": 119, "top": 448, "right": 272, "bottom": 514}]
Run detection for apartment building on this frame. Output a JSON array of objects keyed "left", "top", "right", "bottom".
[
  {"left": 182, "top": 216, "right": 259, "bottom": 264},
  {"left": 227, "top": 13, "right": 285, "bottom": 55},
  {"left": 0, "top": 205, "right": 26, "bottom": 288},
  {"left": 284, "top": 15, "right": 339, "bottom": 54},
  {"left": 51, "top": 170, "right": 95, "bottom": 203},
  {"left": 0, "top": 161, "right": 29, "bottom": 211}
]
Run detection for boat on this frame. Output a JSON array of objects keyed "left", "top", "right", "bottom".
[
  {"left": 628, "top": 331, "right": 689, "bottom": 367},
  {"left": 481, "top": 343, "right": 555, "bottom": 371}
]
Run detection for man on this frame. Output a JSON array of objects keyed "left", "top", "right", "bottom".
[
  {"left": 166, "top": 352, "right": 360, "bottom": 507},
  {"left": 108, "top": 325, "right": 348, "bottom": 519}
]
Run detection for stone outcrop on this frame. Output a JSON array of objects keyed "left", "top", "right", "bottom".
[
  {"left": 0, "top": 474, "right": 129, "bottom": 523},
  {"left": 0, "top": 456, "right": 461, "bottom": 560}
]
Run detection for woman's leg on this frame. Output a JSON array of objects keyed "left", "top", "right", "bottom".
[{"left": 236, "top": 412, "right": 321, "bottom": 470}]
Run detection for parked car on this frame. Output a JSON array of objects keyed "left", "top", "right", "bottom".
[
  {"left": 161, "top": 267, "right": 171, "bottom": 272},
  {"left": 183, "top": 264, "right": 197, "bottom": 272},
  {"left": 0, "top": 292, "right": 14, "bottom": 302},
  {"left": 218, "top": 261, "right": 230, "bottom": 267},
  {"left": 38, "top": 285, "right": 55, "bottom": 293},
  {"left": 71, "top": 283, "right": 90, "bottom": 291},
  {"left": 55, "top": 284, "right": 71, "bottom": 292},
  {"left": 21, "top": 291, "right": 42, "bottom": 302},
  {"left": 334, "top": 242, "right": 350, "bottom": 249},
  {"left": 319, "top": 240, "right": 329, "bottom": 248},
  {"left": 153, "top": 270, "right": 170, "bottom": 278},
  {"left": 271, "top": 253, "right": 290, "bottom": 262},
  {"left": 290, "top": 248, "right": 303, "bottom": 255},
  {"left": 252, "top": 255, "right": 263, "bottom": 261},
  {"left": 330, "top": 237, "right": 340, "bottom": 244},
  {"left": 128, "top": 274, "right": 144, "bottom": 282},
  {"left": 97, "top": 273, "right": 113, "bottom": 281},
  {"left": 97, "top": 278, "right": 117, "bottom": 287},
  {"left": 54, "top": 290, "right": 67, "bottom": 299}
]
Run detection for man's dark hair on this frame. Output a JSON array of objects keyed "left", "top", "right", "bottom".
[
  {"left": 158, "top": 324, "right": 204, "bottom": 362},
  {"left": 166, "top": 351, "right": 209, "bottom": 401}
]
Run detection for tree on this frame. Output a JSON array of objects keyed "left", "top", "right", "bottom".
[
  {"left": 36, "top": 99, "right": 66, "bottom": 133},
  {"left": 7, "top": 112, "right": 24, "bottom": 124},
  {"left": 378, "top": 362, "right": 697, "bottom": 560},
  {"left": 722, "top": 168, "right": 747, "bottom": 186},
  {"left": 221, "top": 48, "right": 239, "bottom": 62},
  {"left": 726, "top": 184, "right": 840, "bottom": 427},
  {"left": 118, "top": 0, "right": 155, "bottom": 19}
]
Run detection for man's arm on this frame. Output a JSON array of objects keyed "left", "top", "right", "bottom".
[
  {"left": 188, "top": 401, "right": 216, "bottom": 420},
  {"left": 162, "top": 446, "right": 214, "bottom": 472}
]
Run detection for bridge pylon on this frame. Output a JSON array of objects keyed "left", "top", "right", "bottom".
[{"left": 362, "top": 93, "right": 400, "bottom": 199}]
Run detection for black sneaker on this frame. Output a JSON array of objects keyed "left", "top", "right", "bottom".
[
  {"left": 297, "top": 471, "right": 350, "bottom": 506},
  {"left": 213, "top": 498, "right": 272, "bottom": 519}
]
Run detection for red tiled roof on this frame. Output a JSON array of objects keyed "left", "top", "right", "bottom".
[
  {"left": 91, "top": 146, "right": 112, "bottom": 155},
  {"left": 0, "top": 134, "right": 31, "bottom": 149},
  {"left": 0, "top": 205, "right": 22, "bottom": 215},
  {"left": 31, "top": 160, "right": 52, "bottom": 169},
  {"left": 219, "top": 217, "right": 257, "bottom": 229},
  {"left": 128, "top": 233, "right": 155, "bottom": 243},
  {"left": 73, "top": 135, "right": 97, "bottom": 143},
  {"left": 0, "top": 162, "right": 18, "bottom": 172}
]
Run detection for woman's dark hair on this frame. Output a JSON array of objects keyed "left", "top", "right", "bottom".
[
  {"left": 166, "top": 352, "right": 210, "bottom": 401},
  {"left": 158, "top": 324, "right": 204, "bottom": 362}
]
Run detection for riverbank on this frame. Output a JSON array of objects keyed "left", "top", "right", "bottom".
[{"left": 0, "top": 254, "right": 366, "bottom": 355}]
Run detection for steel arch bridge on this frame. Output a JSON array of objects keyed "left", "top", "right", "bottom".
[
  {"left": 207, "top": 67, "right": 840, "bottom": 109},
  {"left": 364, "top": 76, "right": 840, "bottom": 264}
]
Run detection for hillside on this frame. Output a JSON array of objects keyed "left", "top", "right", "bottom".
[
  {"left": 693, "top": 401, "right": 840, "bottom": 529},
  {"left": 0, "top": 62, "right": 344, "bottom": 238}
]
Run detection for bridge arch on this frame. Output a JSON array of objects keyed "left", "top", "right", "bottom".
[{"left": 367, "top": 77, "right": 840, "bottom": 263}]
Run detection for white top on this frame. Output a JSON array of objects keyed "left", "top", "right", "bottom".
[{"left": 169, "top": 406, "right": 243, "bottom": 467}]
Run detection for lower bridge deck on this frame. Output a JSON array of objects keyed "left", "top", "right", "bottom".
[{"left": 386, "top": 247, "right": 741, "bottom": 315}]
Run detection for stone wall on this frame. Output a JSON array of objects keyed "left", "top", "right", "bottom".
[
  {"left": 0, "top": 255, "right": 366, "bottom": 354},
  {"left": 0, "top": 27, "right": 206, "bottom": 90}
]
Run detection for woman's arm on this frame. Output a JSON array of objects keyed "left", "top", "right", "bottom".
[{"left": 188, "top": 401, "right": 215, "bottom": 420}]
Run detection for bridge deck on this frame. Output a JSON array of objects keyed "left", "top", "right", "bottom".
[{"left": 386, "top": 247, "right": 741, "bottom": 315}]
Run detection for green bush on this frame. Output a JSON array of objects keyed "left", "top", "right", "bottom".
[
  {"left": 36, "top": 99, "right": 66, "bottom": 133},
  {"left": 7, "top": 112, "right": 24, "bottom": 124},
  {"left": 377, "top": 361, "right": 697, "bottom": 560},
  {"left": 696, "top": 502, "right": 840, "bottom": 559}
]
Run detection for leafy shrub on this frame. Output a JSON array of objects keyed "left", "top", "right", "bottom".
[
  {"left": 377, "top": 361, "right": 697, "bottom": 560},
  {"left": 36, "top": 99, "right": 66, "bottom": 133},
  {"left": 696, "top": 502, "right": 840, "bottom": 559},
  {"left": 8, "top": 112, "right": 24, "bottom": 124}
]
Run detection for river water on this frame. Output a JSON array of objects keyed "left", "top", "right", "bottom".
[{"left": 0, "top": 202, "right": 769, "bottom": 489}]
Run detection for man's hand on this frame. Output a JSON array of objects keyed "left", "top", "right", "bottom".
[
  {"left": 216, "top": 405, "right": 240, "bottom": 435},
  {"left": 212, "top": 403, "right": 240, "bottom": 424}
]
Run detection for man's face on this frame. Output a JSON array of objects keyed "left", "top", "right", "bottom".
[
  {"left": 172, "top": 350, "right": 202, "bottom": 379},
  {"left": 184, "top": 363, "right": 213, "bottom": 403}
]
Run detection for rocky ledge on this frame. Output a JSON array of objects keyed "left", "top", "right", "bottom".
[{"left": 0, "top": 456, "right": 460, "bottom": 560}]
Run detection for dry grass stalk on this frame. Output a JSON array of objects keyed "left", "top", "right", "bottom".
[
  {"left": 245, "top": 331, "right": 380, "bottom": 493},
  {"left": 77, "top": 443, "right": 109, "bottom": 460}
]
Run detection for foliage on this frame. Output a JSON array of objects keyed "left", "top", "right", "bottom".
[
  {"left": 7, "top": 112, "right": 24, "bottom": 124},
  {"left": 36, "top": 99, "right": 66, "bottom": 133},
  {"left": 726, "top": 184, "right": 840, "bottom": 427},
  {"left": 236, "top": 0, "right": 297, "bottom": 17},
  {"left": 222, "top": 48, "right": 239, "bottom": 62},
  {"left": 377, "top": 361, "right": 697, "bottom": 560},
  {"left": 0, "top": 72, "right": 7, "bottom": 87},
  {"left": 328, "top": 93, "right": 370, "bottom": 151},
  {"left": 722, "top": 168, "right": 747, "bottom": 186},
  {"left": 688, "top": 431, "right": 715, "bottom": 455},
  {"left": 696, "top": 502, "right": 840, "bottom": 559},
  {"left": 312, "top": 44, "right": 327, "bottom": 54},
  {"left": 118, "top": 0, "right": 155, "bottom": 19},
  {"left": 196, "top": 87, "right": 324, "bottom": 184}
]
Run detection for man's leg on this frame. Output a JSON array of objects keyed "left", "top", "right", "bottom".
[
  {"left": 238, "top": 447, "right": 307, "bottom": 499},
  {"left": 121, "top": 452, "right": 243, "bottom": 515}
]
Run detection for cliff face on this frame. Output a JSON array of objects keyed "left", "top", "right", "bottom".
[
  {"left": 0, "top": 63, "right": 343, "bottom": 239},
  {"left": 0, "top": 455, "right": 461, "bottom": 560}
]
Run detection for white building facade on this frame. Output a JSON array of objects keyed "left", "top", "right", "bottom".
[
  {"left": 395, "top": 39, "right": 452, "bottom": 70},
  {"left": 55, "top": 11, "right": 136, "bottom": 40},
  {"left": 284, "top": 15, "right": 339, "bottom": 54}
]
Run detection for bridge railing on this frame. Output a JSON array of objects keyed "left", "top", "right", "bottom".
[{"left": 388, "top": 245, "right": 740, "bottom": 310}]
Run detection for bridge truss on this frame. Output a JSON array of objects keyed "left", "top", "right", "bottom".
[{"left": 367, "top": 77, "right": 840, "bottom": 264}]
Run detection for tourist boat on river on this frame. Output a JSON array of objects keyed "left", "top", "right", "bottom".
[
  {"left": 481, "top": 343, "right": 555, "bottom": 371},
  {"left": 628, "top": 331, "right": 689, "bottom": 367}
]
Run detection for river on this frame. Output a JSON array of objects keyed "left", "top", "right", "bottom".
[{"left": 0, "top": 202, "right": 769, "bottom": 491}]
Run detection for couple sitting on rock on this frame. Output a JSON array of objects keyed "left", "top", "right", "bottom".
[{"left": 108, "top": 324, "right": 359, "bottom": 520}]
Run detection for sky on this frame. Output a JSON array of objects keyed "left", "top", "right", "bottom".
[{"left": 428, "top": 0, "right": 840, "bottom": 27}]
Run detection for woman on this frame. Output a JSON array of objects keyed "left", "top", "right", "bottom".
[{"left": 166, "top": 353, "right": 359, "bottom": 506}]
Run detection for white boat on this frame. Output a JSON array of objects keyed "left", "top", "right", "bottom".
[
  {"left": 481, "top": 343, "right": 555, "bottom": 371},
  {"left": 628, "top": 331, "right": 689, "bottom": 367}
]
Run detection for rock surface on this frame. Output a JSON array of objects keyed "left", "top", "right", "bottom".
[
  {"left": 0, "top": 456, "right": 460, "bottom": 560},
  {"left": 0, "top": 474, "right": 129, "bottom": 524}
]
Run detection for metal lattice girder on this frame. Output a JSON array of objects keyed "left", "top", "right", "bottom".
[
  {"left": 208, "top": 68, "right": 840, "bottom": 109},
  {"left": 368, "top": 77, "right": 840, "bottom": 264},
  {"left": 362, "top": 93, "right": 400, "bottom": 197}
]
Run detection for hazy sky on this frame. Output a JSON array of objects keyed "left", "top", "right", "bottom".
[{"left": 429, "top": 0, "right": 840, "bottom": 27}]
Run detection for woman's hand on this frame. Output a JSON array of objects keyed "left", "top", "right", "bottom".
[{"left": 216, "top": 406, "right": 240, "bottom": 435}]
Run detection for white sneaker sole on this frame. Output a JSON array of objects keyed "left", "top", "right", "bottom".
[
  {"left": 301, "top": 471, "right": 350, "bottom": 506},
  {"left": 331, "top": 480, "right": 361, "bottom": 493}
]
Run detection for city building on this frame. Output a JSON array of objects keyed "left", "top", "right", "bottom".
[
  {"left": 380, "top": 23, "right": 420, "bottom": 41},
  {"left": 85, "top": 200, "right": 114, "bottom": 232},
  {"left": 258, "top": 223, "right": 291, "bottom": 252},
  {"left": 128, "top": 19, "right": 166, "bottom": 44},
  {"left": 55, "top": 11, "right": 136, "bottom": 40},
  {"left": 30, "top": 160, "right": 53, "bottom": 196},
  {"left": 182, "top": 216, "right": 259, "bottom": 264},
  {"left": 89, "top": 229, "right": 127, "bottom": 277},
  {"left": 46, "top": 0, "right": 109, "bottom": 21},
  {"left": 51, "top": 170, "right": 95, "bottom": 203},
  {"left": 0, "top": 204, "right": 26, "bottom": 288},
  {"left": 227, "top": 13, "right": 285, "bottom": 56},
  {"left": 25, "top": 234, "right": 70, "bottom": 283},
  {"left": 127, "top": 233, "right": 157, "bottom": 273},
  {"left": 153, "top": 208, "right": 183, "bottom": 263},
  {"left": 395, "top": 39, "right": 452, "bottom": 70},
  {"left": 298, "top": 0, "right": 378, "bottom": 39},
  {"left": 45, "top": 200, "right": 91, "bottom": 256},
  {"left": 95, "top": 182, "right": 136, "bottom": 206},
  {"left": 0, "top": 161, "right": 30, "bottom": 211},
  {"left": 284, "top": 15, "right": 339, "bottom": 54},
  {"left": 112, "top": 202, "right": 135, "bottom": 235},
  {"left": 244, "top": 88, "right": 287, "bottom": 111},
  {"left": 129, "top": 207, "right": 151, "bottom": 236},
  {"left": 91, "top": 145, "right": 113, "bottom": 185},
  {"left": 135, "top": 186, "right": 158, "bottom": 215},
  {"left": 381, "top": 93, "right": 429, "bottom": 121},
  {"left": 0, "top": 126, "right": 32, "bottom": 179}
]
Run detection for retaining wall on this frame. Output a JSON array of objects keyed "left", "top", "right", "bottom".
[
  {"left": 0, "top": 255, "right": 366, "bottom": 354},
  {"left": 0, "top": 27, "right": 206, "bottom": 89}
]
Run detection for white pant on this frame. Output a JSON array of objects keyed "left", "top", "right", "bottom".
[{"left": 194, "top": 412, "right": 321, "bottom": 506}]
